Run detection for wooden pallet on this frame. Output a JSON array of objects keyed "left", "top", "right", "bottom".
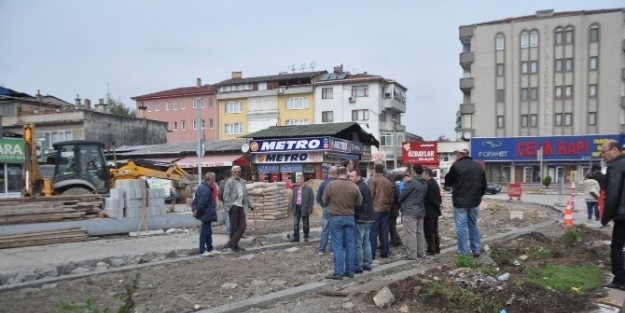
[{"left": 0, "top": 228, "right": 89, "bottom": 249}]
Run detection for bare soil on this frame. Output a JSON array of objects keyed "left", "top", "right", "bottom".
[{"left": 0, "top": 199, "right": 566, "bottom": 313}]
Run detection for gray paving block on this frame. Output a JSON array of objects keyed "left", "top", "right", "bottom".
[
  {"left": 109, "top": 188, "right": 124, "bottom": 200},
  {"left": 104, "top": 198, "right": 122, "bottom": 210},
  {"left": 115, "top": 179, "right": 142, "bottom": 191},
  {"left": 125, "top": 207, "right": 147, "bottom": 218},
  {"left": 124, "top": 199, "right": 144, "bottom": 210}
]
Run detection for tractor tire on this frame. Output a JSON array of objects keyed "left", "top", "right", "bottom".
[{"left": 62, "top": 187, "right": 93, "bottom": 196}]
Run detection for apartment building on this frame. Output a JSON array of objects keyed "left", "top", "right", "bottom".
[
  {"left": 131, "top": 80, "right": 218, "bottom": 142},
  {"left": 314, "top": 65, "right": 418, "bottom": 169},
  {"left": 458, "top": 8, "right": 625, "bottom": 183},
  {"left": 214, "top": 71, "right": 327, "bottom": 140}
]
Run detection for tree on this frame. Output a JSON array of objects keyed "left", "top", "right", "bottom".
[{"left": 106, "top": 93, "right": 135, "bottom": 117}]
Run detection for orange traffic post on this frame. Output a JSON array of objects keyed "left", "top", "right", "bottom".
[{"left": 563, "top": 200, "right": 574, "bottom": 227}]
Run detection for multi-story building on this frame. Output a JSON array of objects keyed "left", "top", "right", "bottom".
[
  {"left": 458, "top": 8, "right": 625, "bottom": 183},
  {"left": 314, "top": 65, "right": 416, "bottom": 169},
  {"left": 131, "top": 80, "right": 218, "bottom": 142},
  {"left": 214, "top": 71, "right": 327, "bottom": 140}
]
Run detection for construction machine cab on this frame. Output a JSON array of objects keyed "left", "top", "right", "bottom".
[{"left": 52, "top": 141, "right": 110, "bottom": 195}]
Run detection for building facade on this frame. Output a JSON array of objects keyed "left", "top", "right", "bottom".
[
  {"left": 314, "top": 65, "right": 412, "bottom": 169},
  {"left": 131, "top": 82, "right": 219, "bottom": 143},
  {"left": 457, "top": 8, "right": 625, "bottom": 183},
  {"left": 215, "top": 71, "right": 327, "bottom": 140}
]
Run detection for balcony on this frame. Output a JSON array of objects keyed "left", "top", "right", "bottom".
[
  {"left": 459, "top": 77, "right": 474, "bottom": 92},
  {"left": 459, "top": 52, "right": 474, "bottom": 69},
  {"left": 379, "top": 121, "right": 406, "bottom": 132},
  {"left": 383, "top": 97, "right": 406, "bottom": 113},
  {"left": 459, "top": 103, "right": 475, "bottom": 114},
  {"left": 459, "top": 25, "right": 474, "bottom": 45}
]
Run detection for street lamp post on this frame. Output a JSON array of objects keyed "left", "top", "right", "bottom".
[
  {"left": 392, "top": 117, "right": 398, "bottom": 170},
  {"left": 196, "top": 97, "right": 203, "bottom": 180}
]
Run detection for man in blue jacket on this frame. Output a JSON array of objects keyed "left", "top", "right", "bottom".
[
  {"left": 192, "top": 172, "right": 219, "bottom": 256},
  {"left": 349, "top": 168, "right": 374, "bottom": 273},
  {"left": 316, "top": 166, "right": 337, "bottom": 255}
]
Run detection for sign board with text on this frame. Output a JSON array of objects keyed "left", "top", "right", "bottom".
[
  {"left": 251, "top": 152, "right": 324, "bottom": 164},
  {"left": 401, "top": 141, "right": 438, "bottom": 167},
  {"left": 248, "top": 137, "right": 366, "bottom": 155}
]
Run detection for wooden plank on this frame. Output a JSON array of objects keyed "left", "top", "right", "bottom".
[
  {"left": 0, "top": 212, "right": 85, "bottom": 225},
  {"left": 0, "top": 236, "right": 88, "bottom": 249},
  {"left": 0, "top": 232, "right": 87, "bottom": 244},
  {"left": 0, "top": 207, "right": 78, "bottom": 217},
  {"left": 0, "top": 228, "right": 84, "bottom": 240}
]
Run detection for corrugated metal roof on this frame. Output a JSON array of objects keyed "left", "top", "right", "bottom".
[
  {"left": 214, "top": 71, "right": 327, "bottom": 86},
  {"left": 242, "top": 122, "right": 379, "bottom": 148},
  {"left": 120, "top": 139, "right": 247, "bottom": 156}
]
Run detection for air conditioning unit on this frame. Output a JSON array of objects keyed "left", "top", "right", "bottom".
[
  {"left": 348, "top": 96, "right": 355, "bottom": 103},
  {"left": 277, "top": 87, "right": 285, "bottom": 94}
]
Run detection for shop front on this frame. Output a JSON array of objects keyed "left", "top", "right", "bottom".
[
  {"left": 470, "top": 134, "right": 625, "bottom": 184},
  {"left": 0, "top": 138, "right": 46, "bottom": 197}
]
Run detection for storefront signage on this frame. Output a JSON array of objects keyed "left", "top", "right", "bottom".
[
  {"left": 351, "top": 142, "right": 363, "bottom": 154},
  {"left": 257, "top": 165, "right": 279, "bottom": 172},
  {"left": 303, "top": 164, "right": 315, "bottom": 173},
  {"left": 471, "top": 134, "right": 625, "bottom": 161},
  {"left": 280, "top": 164, "right": 303, "bottom": 172},
  {"left": 402, "top": 141, "right": 438, "bottom": 166},
  {"left": 252, "top": 152, "right": 324, "bottom": 164},
  {"left": 249, "top": 137, "right": 328, "bottom": 153},
  {"left": 328, "top": 138, "right": 351, "bottom": 153},
  {"left": 0, "top": 138, "right": 46, "bottom": 163}
]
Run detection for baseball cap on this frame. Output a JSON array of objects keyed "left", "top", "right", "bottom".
[{"left": 455, "top": 143, "right": 470, "bottom": 154}]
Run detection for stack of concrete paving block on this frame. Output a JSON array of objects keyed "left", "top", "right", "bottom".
[
  {"left": 103, "top": 179, "right": 168, "bottom": 219},
  {"left": 103, "top": 188, "right": 125, "bottom": 219}
]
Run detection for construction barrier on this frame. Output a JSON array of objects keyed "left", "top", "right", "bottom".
[
  {"left": 563, "top": 199, "right": 574, "bottom": 227},
  {"left": 508, "top": 183, "right": 522, "bottom": 201}
]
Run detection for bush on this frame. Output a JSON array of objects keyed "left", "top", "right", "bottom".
[{"left": 542, "top": 175, "right": 552, "bottom": 188}]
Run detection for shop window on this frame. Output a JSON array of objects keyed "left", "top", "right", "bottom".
[
  {"left": 0, "top": 165, "right": 5, "bottom": 193},
  {"left": 523, "top": 167, "right": 533, "bottom": 183},
  {"left": 7, "top": 164, "right": 22, "bottom": 193}
]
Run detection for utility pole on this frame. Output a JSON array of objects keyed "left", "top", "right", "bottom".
[
  {"left": 196, "top": 97, "right": 203, "bottom": 180},
  {"left": 392, "top": 117, "right": 398, "bottom": 170}
]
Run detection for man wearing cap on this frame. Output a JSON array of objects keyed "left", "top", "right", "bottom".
[{"left": 444, "top": 143, "right": 487, "bottom": 257}]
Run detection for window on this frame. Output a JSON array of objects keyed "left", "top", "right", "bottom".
[
  {"left": 497, "top": 116, "right": 504, "bottom": 128},
  {"left": 555, "top": 29, "right": 563, "bottom": 45},
  {"left": 223, "top": 85, "right": 231, "bottom": 92},
  {"left": 496, "top": 63, "right": 504, "bottom": 76},
  {"left": 165, "top": 101, "right": 169, "bottom": 111},
  {"left": 200, "top": 98, "right": 205, "bottom": 108},
  {"left": 589, "top": 112, "right": 597, "bottom": 125},
  {"left": 564, "top": 85, "right": 573, "bottom": 98},
  {"left": 225, "top": 101, "right": 243, "bottom": 113},
  {"left": 322, "top": 111, "right": 334, "bottom": 122},
  {"left": 322, "top": 87, "right": 333, "bottom": 99},
  {"left": 147, "top": 103, "right": 151, "bottom": 112},
  {"left": 565, "top": 58, "right": 573, "bottom": 72},
  {"left": 286, "top": 97, "right": 308, "bottom": 109},
  {"left": 496, "top": 34, "right": 505, "bottom": 50},
  {"left": 193, "top": 120, "right": 197, "bottom": 130},
  {"left": 564, "top": 113, "right": 572, "bottom": 126},
  {"left": 521, "top": 115, "right": 528, "bottom": 127},
  {"left": 521, "top": 88, "right": 529, "bottom": 101},
  {"left": 225, "top": 123, "right": 243, "bottom": 134},
  {"left": 589, "top": 57, "right": 598, "bottom": 70},
  {"left": 565, "top": 29, "right": 574, "bottom": 44},
  {"left": 181, "top": 100, "right": 186, "bottom": 109},
  {"left": 589, "top": 84, "right": 597, "bottom": 97},
  {"left": 530, "top": 114, "right": 538, "bottom": 127},
  {"left": 209, "top": 98, "right": 213, "bottom": 107},
  {"left": 555, "top": 86, "right": 563, "bottom": 99},
  {"left": 209, "top": 118, "right": 213, "bottom": 128},
  {"left": 351, "top": 109, "right": 368, "bottom": 121},
  {"left": 352, "top": 85, "right": 369, "bottom": 97},
  {"left": 173, "top": 101, "right": 178, "bottom": 110},
  {"left": 181, "top": 120, "right": 186, "bottom": 130},
  {"left": 530, "top": 87, "right": 538, "bottom": 100},
  {"left": 285, "top": 119, "right": 308, "bottom": 126},
  {"left": 521, "top": 61, "right": 528, "bottom": 74},
  {"left": 496, "top": 89, "right": 504, "bottom": 102},
  {"left": 380, "top": 132, "right": 404, "bottom": 146},
  {"left": 530, "top": 30, "right": 539, "bottom": 47},
  {"left": 173, "top": 121, "right": 178, "bottom": 131},
  {"left": 530, "top": 61, "right": 538, "bottom": 73},
  {"left": 590, "top": 28, "right": 599, "bottom": 42},
  {"left": 44, "top": 130, "right": 73, "bottom": 148},
  {"left": 555, "top": 113, "right": 562, "bottom": 126},
  {"left": 193, "top": 99, "right": 198, "bottom": 108},
  {"left": 555, "top": 59, "right": 563, "bottom": 72},
  {"left": 258, "top": 82, "right": 267, "bottom": 90},
  {"left": 520, "top": 31, "right": 529, "bottom": 48},
  {"left": 155, "top": 102, "right": 159, "bottom": 111}
]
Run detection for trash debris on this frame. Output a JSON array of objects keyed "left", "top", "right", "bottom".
[{"left": 497, "top": 273, "right": 510, "bottom": 282}]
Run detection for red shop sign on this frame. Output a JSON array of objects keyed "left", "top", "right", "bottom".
[{"left": 401, "top": 141, "right": 439, "bottom": 167}]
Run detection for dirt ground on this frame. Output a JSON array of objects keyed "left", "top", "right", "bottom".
[{"left": 0, "top": 199, "right": 561, "bottom": 313}]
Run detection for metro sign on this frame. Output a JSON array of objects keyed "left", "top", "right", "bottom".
[{"left": 402, "top": 141, "right": 439, "bottom": 166}]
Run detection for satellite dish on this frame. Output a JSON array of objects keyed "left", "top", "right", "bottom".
[
  {"left": 456, "top": 131, "right": 463, "bottom": 139},
  {"left": 301, "top": 63, "right": 306, "bottom": 69},
  {"left": 310, "top": 61, "right": 316, "bottom": 68},
  {"left": 463, "top": 131, "right": 472, "bottom": 139},
  {"left": 241, "top": 143, "right": 250, "bottom": 153}
]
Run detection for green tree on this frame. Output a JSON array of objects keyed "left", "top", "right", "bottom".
[{"left": 106, "top": 93, "right": 135, "bottom": 117}]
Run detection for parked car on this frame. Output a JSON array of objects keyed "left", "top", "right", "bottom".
[{"left": 486, "top": 183, "right": 502, "bottom": 194}]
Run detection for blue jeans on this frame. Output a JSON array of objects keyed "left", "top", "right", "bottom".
[
  {"left": 329, "top": 215, "right": 356, "bottom": 276},
  {"left": 453, "top": 206, "right": 481, "bottom": 255},
  {"left": 293, "top": 206, "right": 310, "bottom": 239},
  {"left": 586, "top": 201, "right": 599, "bottom": 220},
  {"left": 319, "top": 207, "right": 332, "bottom": 253},
  {"left": 370, "top": 212, "right": 390, "bottom": 259},
  {"left": 199, "top": 222, "right": 213, "bottom": 253},
  {"left": 223, "top": 209, "right": 231, "bottom": 236},
  {"left": 355, "top": 223, "right": 372, "bottom": 270}
]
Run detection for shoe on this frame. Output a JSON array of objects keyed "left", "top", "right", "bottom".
[
  {"left": 355, "top": 269, "right": 363, "bottom": 274},
  {"left": 343, "top": 273, "right": 354, "bottom": 278},
  {"left": 473, "top": 253, "right": 481, "bottom": 258},
  {"left": 201, "top": 251, "right": 213, "bottom": 257},
  {"left": 325, "top": 274, "right": 343, "bottom": 280},
  {"left": 318, "top": 251, "right": 325, "bottom": 256},
  {"left": 289, "top": 238, "right": 300, "bottom": 243},
  {"left": 304, "top": 237, "right": 309, "bottom": 242},
  {"left": 363, "top": 267, "right": 372, "bottom": 271},
  {"left": 602, "top": 282, "right": 625, "bottom": 290},
  {"left": 209, "top": 249, "right": 221, "bottom": 255}
]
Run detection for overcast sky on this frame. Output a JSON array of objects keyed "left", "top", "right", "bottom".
[{"left": 1, "top": 0, "right": 622, "bottom": 141}]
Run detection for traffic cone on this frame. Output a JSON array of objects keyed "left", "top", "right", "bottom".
[{"left": 563, "top": 200, "right": 574, "bottom": 227}]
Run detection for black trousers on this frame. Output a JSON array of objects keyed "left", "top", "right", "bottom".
[
  {"left": 389, "top": 215, "right": 401, "bottom": 245},
  {"left": 424, "top": 217, "right": 440, "bottom": 254},
  {"left": 227, "top": 206, "right": 246, "bottom": 248},
  {"left": 611, "top": 220, "right": 625, "bottom": 284}
]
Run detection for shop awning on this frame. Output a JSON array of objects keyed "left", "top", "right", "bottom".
[{"left": 177, "top": 154, "right": 245, "bottom": 168}]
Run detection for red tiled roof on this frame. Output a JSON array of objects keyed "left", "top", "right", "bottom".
[
  {"left": 131, "top": 85, "right": 217, "bottom": 100},
  {"left": 468, "top": 8, "right": 623, "bottom": 27}
]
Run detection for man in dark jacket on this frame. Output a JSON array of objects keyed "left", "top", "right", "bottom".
[
  {"left": 444, "top": 144, "right": 486, "bottom": 257},
  {"left": 399, "top": 164, "right": 428, "bottom": 259},
  {"left": 373, "top": 159, "right": 402, "bottom": 247},
  {"left": 423, "top": 167, "right": 442, "bottom": 255},
  {"left": 218, "top": 170, "right": 232, "bottom": 236},
  {"left": 290, "top": 174, "right": 315, "bottom": 242},
  {"left": 316, "top": 166, "right": 337, "bottom": 255},
  {"left": 192, "top": 172, "right": 219, "bottom": 256},
  {"left": 600, "top": 140, "right": 625, "bottom": 290},
  {"left": 349, "top": 169, "right": 374, "bottom": 273}
]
